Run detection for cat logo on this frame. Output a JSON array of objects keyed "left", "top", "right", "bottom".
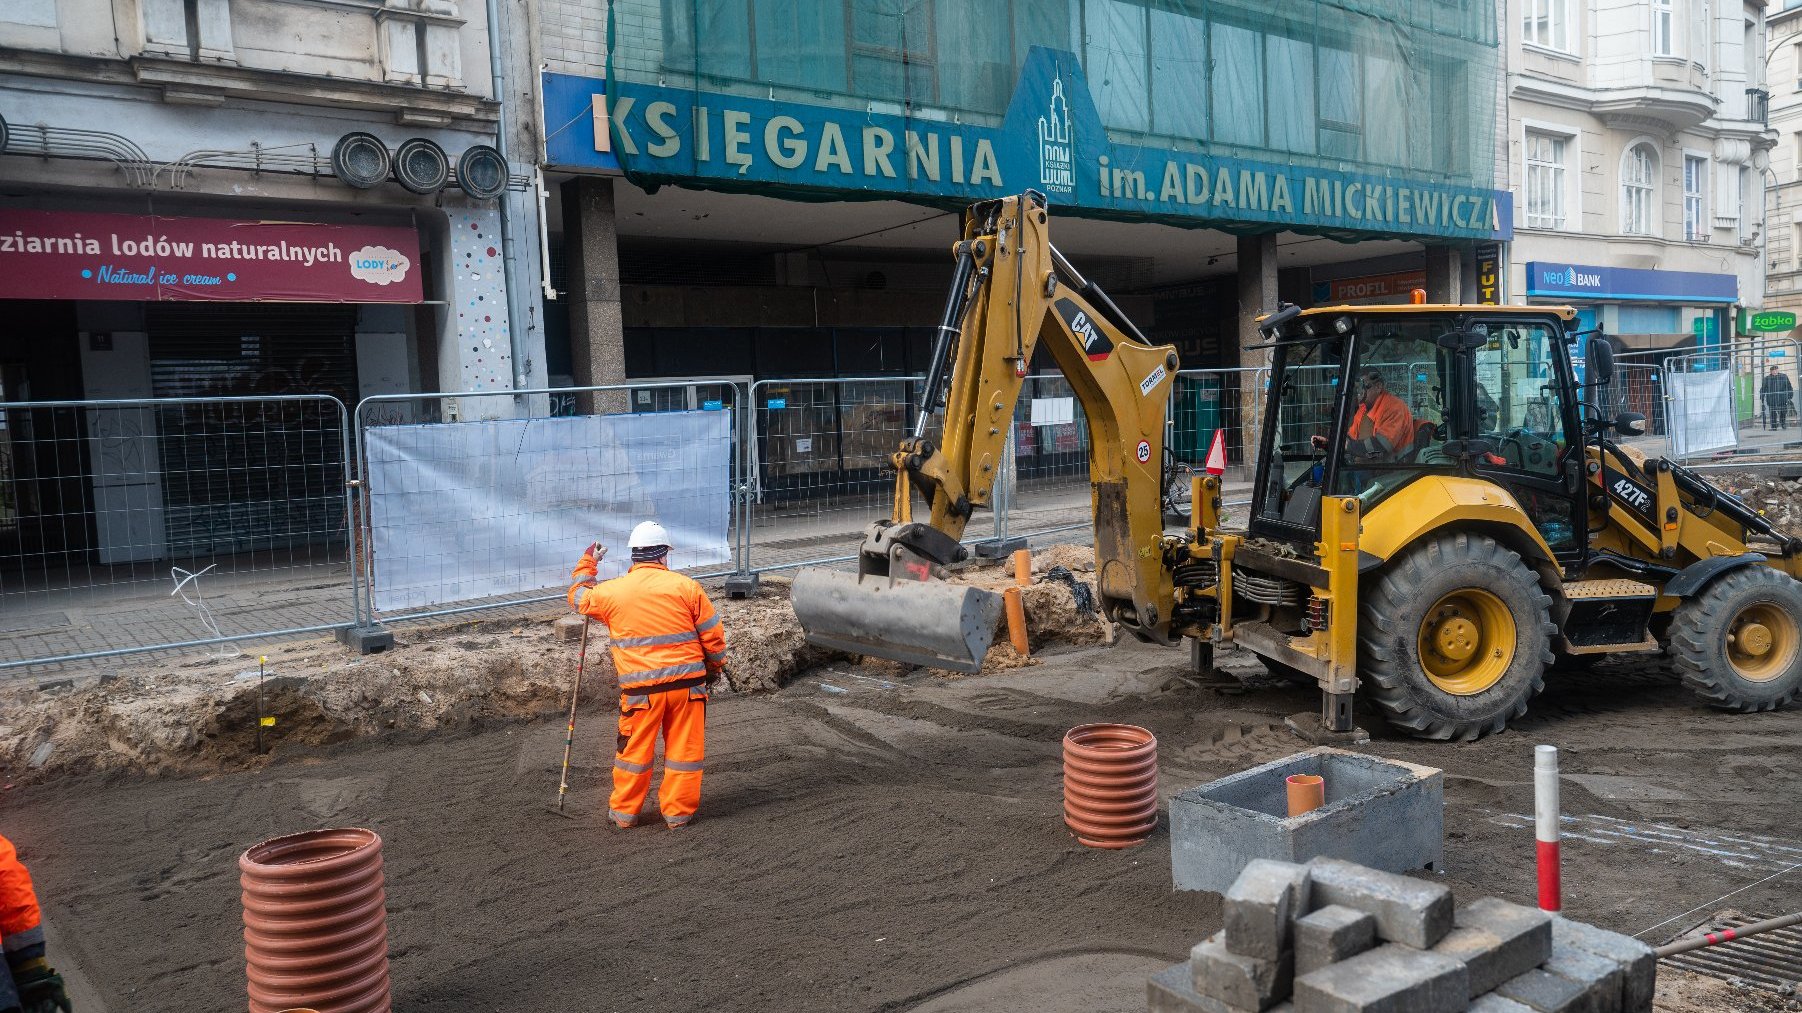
[{"left": 1054, "top": 297, "right": 1114, "bottom": 361}]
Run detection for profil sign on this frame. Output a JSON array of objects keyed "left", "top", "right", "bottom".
[{"left": 0, "top": 209, "right": 423, "bottom": 303}]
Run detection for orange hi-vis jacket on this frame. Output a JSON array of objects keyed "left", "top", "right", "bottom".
[
  {"left": 1349, "top": 390, "right": 1414, "bottom": 458},
  {"left": 0, "top": 834, "right": 45, "bottom": 964},
  {"left": 569, "top": 556, "right": 727, "bottom": 699}
]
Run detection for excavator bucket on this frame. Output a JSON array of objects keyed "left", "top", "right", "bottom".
[{"left": 791, "top": 566, "right": 1004, "bottom": 673}]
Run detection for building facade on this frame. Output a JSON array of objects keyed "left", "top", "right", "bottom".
[
  {"left": 533, "top": 0, "right": 1514, "bottom": 401},
  {"left": 1506, "top": 0, "right": 1776, "bottom": 350},
  {"left": 1762, "top": 2, "right": 1802, "bottom": 326},
  {"left": 0, "top": 0, "right": 545, "bottom": 569}
]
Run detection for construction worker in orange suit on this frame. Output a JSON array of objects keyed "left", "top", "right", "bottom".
[
  {"left": 1, "top": 834, "right": 71, "bottom": 1013},
  {"left": 1312, "top": 369, "right": 1415, "bottom": 463},
  {"left": 569, "top": 521, "right": 727, "bottom": 830}
]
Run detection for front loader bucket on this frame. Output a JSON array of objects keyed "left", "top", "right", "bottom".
[{"left": 791, "top": 566, "right": 1004, "bottom": 673}]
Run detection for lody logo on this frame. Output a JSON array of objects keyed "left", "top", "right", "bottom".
[
  {"left": 349, "top": 245, "right": 411, "bottom": 286},
  {"left": 1037, "top": 73, "right": 1073, "bottom": 196}
]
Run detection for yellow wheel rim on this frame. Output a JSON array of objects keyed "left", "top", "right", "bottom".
[
  {"left": 1726, "top": 601, "right": 1798, "bottom": 683},
  {"left": 1417, "top": 589, "right": 1516, "bottom": 695}
]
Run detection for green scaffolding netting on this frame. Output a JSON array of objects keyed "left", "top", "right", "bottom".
[{"left": 604, "top": 0, "right": 1504, "bottom": 242}]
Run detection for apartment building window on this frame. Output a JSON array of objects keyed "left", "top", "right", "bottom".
[
  {"left": 1525, "top": 132, "right": 1568, "bottom": 229},
  {"left": 1683, "top": 155, "right": 1706, "bottom": 240},
  {"left": 1741, "top": 167, "right": 1753, "bottom": 243},
  {"left": 1652, "top": 0, "right": 1675, "bottom": 56},
  {"left": 1622, "top": 143, "right": 1659, "bottom": 236},
  {"left": 1522, "top": 0, "right": 1569, "bottom": 51}
]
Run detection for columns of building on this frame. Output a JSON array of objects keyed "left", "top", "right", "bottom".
[
  {"left": 561, "top": 176, "right": 628, "bottom": 412},
  {"left": 1424, "top": 245, "right": 1462, "bottom": 303},
  {"left": 1236, "top": 233, "right": 1279, "bottom": 469}
]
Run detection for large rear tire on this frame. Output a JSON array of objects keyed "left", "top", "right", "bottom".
[
  {"left": 1667, "top": 566, "right": 1802, "bottom": 712},
  {"left": 1359, "top": 532, "right": 1554, "bottom": 741}
]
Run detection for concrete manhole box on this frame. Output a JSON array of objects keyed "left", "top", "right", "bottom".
[{"left": 1170, "top": 747, "right": 1443, "bottom": 893}]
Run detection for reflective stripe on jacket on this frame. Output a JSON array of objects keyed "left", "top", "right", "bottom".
[
  {"left": 571, "top": 562, "right": 727, "bottom": 693},
  {"left": 0, "top": 834, "right": 44, "bottom": 958}
]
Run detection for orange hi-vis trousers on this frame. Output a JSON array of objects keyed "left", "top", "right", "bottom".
[{"left": 611, "top": 685, "right": 706, "bottom": 827}]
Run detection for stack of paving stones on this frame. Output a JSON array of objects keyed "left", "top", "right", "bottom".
[{"left": 1149, "top": 858, "right": 1655, "bottom": 1013}]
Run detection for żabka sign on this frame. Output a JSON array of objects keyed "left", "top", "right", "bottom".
[{"left": 0, "top": 209, "right": 423, "bottom": 303}]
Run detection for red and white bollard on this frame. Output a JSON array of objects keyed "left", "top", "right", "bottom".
[{"left": 1535, "top": 744, "right": 1561, "bottom": 913}]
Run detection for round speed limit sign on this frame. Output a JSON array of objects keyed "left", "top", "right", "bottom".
[{"left": 1136, "top": 440, "right": 1151, "bottom": 463}]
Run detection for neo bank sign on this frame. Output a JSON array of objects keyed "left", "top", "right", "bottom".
[{"left": 544, "top": 48, "right": 1511, "bottom": 242}]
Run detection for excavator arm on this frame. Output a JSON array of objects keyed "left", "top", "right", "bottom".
[{"left": 792, "top": 192, "right": 1180, "bottom": 671}]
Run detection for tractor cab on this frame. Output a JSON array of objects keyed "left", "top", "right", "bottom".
[{"left": 1251, "top": 304, "right": 1589, "bottom": 567}]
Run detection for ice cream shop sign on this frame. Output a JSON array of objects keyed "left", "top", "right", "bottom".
[{"left": 0, "top": 208, "right": 423, "bottom": 303}]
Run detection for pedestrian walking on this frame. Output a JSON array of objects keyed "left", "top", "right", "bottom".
[{"left": 1762, "top": 365, "right": 1794, "bottom": 429}]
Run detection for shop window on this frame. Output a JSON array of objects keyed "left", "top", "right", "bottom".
[
  {"left": 1617, "top": 306, "right": 1680, "bottom": 334},
  {"left": 851, "top": 0, "right": 937, "bottom": 103},
  {"left": 1085, "top": 0, "right": 1150, "bottom": 132},
  {"left": 1148, "top": 8, "right": 1207, "bottom": 140},
  {"left": 1210, "top": 21, "right": 1263, "bottom": 147},
  {"left": 1526, "top": 131, "right": 1568, "bottom": 230},
  {"left": 936, "top": 3, "right": 1010, "bottom": 113},
  {"left": 1683, "top": 155, "right": 1707, "bottom": 241},
  {"left": 1621, "top": 143, "right": 1659, "bottom": 236},
  {"left": 1522, "top": 0, "right": 1571, "bottom": 52},
  {"left": 1317, "top": 46, "right": 1361, "bottom": 160},
  {"left": 1266, "top": 34, "right": 1316, "bottom": 155}
]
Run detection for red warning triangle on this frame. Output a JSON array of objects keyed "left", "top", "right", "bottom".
[{"left": 1204, "top": 430, "right": 1227, "bottom": 476}]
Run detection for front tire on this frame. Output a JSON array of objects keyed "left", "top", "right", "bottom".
[
  {"left": 1359, "top": 533, "right": 1554, "bottom": 741},
  {"left": 1667, "top": 566, "right": 1802, "bottom": 712}
]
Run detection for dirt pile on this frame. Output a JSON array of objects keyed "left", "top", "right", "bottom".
[
  {"left": 1, "top": 548, "right": 1109, "bottom": 781},
  {"left": 1702, "top": 470, "right": 1802, "bottom": 532},
  {"left": 0, "top": 586, "right": 832, "bottom": 783}
]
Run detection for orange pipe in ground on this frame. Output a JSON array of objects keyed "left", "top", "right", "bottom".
[
  {"left": 1012, "top": 548, "right": 1032, "bottom": 586},
  {"left": 1004, "top": 586, "right": 1030, "bottom": 656},
  {"left": 1286, "top": 774, "right": 1325, "bottom": 817}
]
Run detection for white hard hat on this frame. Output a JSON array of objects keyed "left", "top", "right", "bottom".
[{"left": 627, "top": 521, "right": 670, "bottom": 549}]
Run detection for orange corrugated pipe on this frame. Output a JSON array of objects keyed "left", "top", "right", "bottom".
[
  {"left": 1003, "top": 586, "right": 1030, "bottom": 656},
  {"left": 1062, "top": 723, "right": 1159, "bottom": 848},
  {"left": 240, "top": 828, "right": 390, "bottom": 1013},
  {"left": 1286, "top": 774, "right": 1325, "bottom": 817}
]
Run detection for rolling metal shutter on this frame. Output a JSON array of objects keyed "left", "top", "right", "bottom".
[{"left": 145, "top": 305, "right": 356, "bottom": 557}]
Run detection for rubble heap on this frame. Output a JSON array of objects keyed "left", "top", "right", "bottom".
[{"left": 1150, "top": 857, "right": 1655, "bottom": 1013}]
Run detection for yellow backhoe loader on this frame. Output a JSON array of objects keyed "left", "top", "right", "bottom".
[{"left": 790, "top": 191, "right": 1802, "bottom": 740}]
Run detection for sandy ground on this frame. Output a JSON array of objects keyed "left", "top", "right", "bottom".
[{"left": 4, "top": 625, "right": 1799, "bottom": 1012}]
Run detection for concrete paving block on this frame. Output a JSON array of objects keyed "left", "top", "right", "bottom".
[
  {"left": 1149, "top": 962, "right": 1235, "bottom": 1013},
  {"left": 1307, "top": 857, "right": 1454, "bottom": 949},
  {"left": 553, "top": 615, "right": 587, "bottom": 641},
  {"left": 1226, "top": 859, "right": 1313, "bottom": 960},
  {"left": 1493, "top": 969, "right": 1605, "bottom": 1013},
  {"left": 1295, "top": 905, "right": 1377, "bottom": 977},
  {"left": 1551, "top": 917, "right": 1655, "bottom": 1013},
  {"left": 1170, "top": 748, "right": 1443, "bottom": 894},
  {"left": 1432, "top": 898, "right": 1553, "bottom": 996},
  {"left": 1543, "top": 946, "right": 1622, "bottom": 1013},
  {"left": 1291, "top": 943, "right": 1469, "bottom": 1013},
  {"left": 1192, "top": 933, "right": 1295, "bottom": 1011},
  {"left": 1468, "top": 996, "right": 1536, "bottom": 1013}
]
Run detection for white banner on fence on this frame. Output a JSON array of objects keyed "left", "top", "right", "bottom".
[
  {"left": 1667, "top": 370, "right": 1738, "bottom": 457},
  {"left": 366, "top": 411, "right": 732, "bottom": 612}
]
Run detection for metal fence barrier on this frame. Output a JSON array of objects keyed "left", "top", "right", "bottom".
[
  {"left": 350, "top": 381, "right": 747, "bottom": 629},
  {"left": 4, "top": 367, "right": 1285, "bottom": 670},
  {"left": 0, "top": 395, "right": 354, "bottom": 670},
  {"left": 1661, "top": 338, "right": 1802, "bottom": 463}
]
